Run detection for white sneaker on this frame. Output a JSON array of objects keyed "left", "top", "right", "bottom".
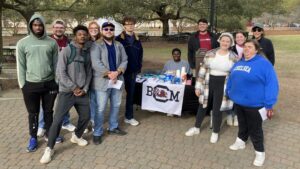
[
  {"left": 166, "top": 113, "right": 174, "bottom": 117},
  {"left": 210, "top": 132, "right": 219, "bottom": 143},
  {"left": 37, "top": 128, "right": 45, "bottom": 137},
  {"left": 233, "top": 115, "right": 239, "bottom": 126},
  {"left": 40, "top": 147, "right": 54, "bottom": 164},
  {"left": 229, "top": 137, "right": 246, "bottom": 150},
  {"left": 70, "top": 133, "right": 88, "bottom": 146},
  {"left": 185, "top": 127, "right": 200, "bottom": 136},
  {"left": 124, "top": 118, "right": 139, "bottom": 126},
  {"left": 62, "top": 123, "right": 76, "bottom": 132},
  {"left": 227, "top": 115, "right": 233, "bottom": 126},
  {"left": 253, "top": 151, "right": 265, "bottom": 167}
]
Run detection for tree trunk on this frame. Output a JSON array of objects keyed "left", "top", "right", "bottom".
[
  {"left": 161, "top": 19, "right": 169, "bottom": 37},
  {"left": 0, "top": 4, "right": 3, "bottom": 68}
]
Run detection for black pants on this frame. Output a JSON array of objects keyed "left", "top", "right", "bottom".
[
  {"left": 235, "top": 104, "right": 264, "bottom": 152},
  {"left": 21, "top": 80, "right": 58, "bottom": 139},
  {"left": 47, "top": 92, "right": 90, "bottom": 149},
  {"left": 124, "top": 72, "right": 137, "bottom": 120},
  {"left": 195, "top": 75, "right": 225, "bottom": 133}
]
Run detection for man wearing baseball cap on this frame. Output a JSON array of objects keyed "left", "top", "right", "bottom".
[
  {"left": 252, "top": 23, "right": 275, "bottom": 65},
  {"left": 90, "top": 22, "right": 128, "bottom": 145}
]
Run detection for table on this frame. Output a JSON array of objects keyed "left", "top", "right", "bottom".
[
  {"left": 133, "top": 81, "right": 199, "bottom": 114},
  {"left": 2, "top": 46, "right": 16, "bottom": 63}
]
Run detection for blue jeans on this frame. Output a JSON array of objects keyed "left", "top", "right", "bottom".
[
  {"left": 39, "top": 104, "right": 71, "bottom": 129},
  {"left": 92, "top": 88, "right": 122, "bottom": 136},
  {"left": 124, "top": 73, "right": 137, "bottom": 120},
  {"left": 89, "top": 90, "right": 97, "bottom": 125}
]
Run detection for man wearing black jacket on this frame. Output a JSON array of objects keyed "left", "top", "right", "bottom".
[
  {"left": 252, "top": 23, "right": 275, "bottom": 65},
  {"left": 116, "top": 16, "right": 143, "bottom": 126},
  {"left": 187, "top": 18, "right": 218, "bottom": 75}
]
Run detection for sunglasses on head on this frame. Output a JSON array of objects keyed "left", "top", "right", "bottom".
[
  {"left": 252, "top": 27, "right": 263, "bottom": 32},
  {"left": 103, "top": 28, "right": 114, "bottom": 32}
]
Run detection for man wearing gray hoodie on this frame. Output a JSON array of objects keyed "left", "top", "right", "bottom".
[{"left": 40, "top": 25, "right": 92, "bottom": 164}]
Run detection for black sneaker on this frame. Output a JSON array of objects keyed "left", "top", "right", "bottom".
[
  {"left": 93, "top": 136, "right": 102, "bottom": 145},
  {"left": 107, "top": 127, "right": 127, "bottom": 136}
]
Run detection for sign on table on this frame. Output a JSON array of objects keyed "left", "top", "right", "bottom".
[{"left": 142, "top": 82, "right": 185, "bottom": 116}]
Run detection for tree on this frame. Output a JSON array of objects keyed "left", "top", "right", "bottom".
[
  {"left": 2, "top": 9, "right": 25, "bottom": 35},
  {"left": 89, "top": 0, "right": 205, "bottom": 36},
  {"left": 1, "top": 0, "right": 80, "bottom": 23}
]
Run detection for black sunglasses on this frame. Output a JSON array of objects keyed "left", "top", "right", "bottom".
[
  {"left": 252, "top": 27, "right": 263, "bottom": 32},
  {"left": 103, "top": 28, "right": 114, "bottom": 32}
]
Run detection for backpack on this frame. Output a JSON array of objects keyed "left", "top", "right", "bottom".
[{"left": 67, "top": 43, "right": 88, "bottom": 65}]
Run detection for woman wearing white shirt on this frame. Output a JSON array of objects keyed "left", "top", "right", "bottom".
[{"left": 185, "top": 33, "right": 239, "bottom": 143}]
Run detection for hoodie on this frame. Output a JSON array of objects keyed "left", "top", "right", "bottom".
[
  {"left": 56, "top": 41, "right": 92, "bottom": 93},
  {"left": 16, "top": 14, "right": 59, "bottom": 88},
  {"left": 226, "top": 54, "right": 279, "bottom": 109}
]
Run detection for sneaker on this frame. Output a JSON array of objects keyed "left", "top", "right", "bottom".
[
  {"left": 227, "top": 115, "right": 233, "bottom": 126},
  {"left": 37, "top": 128, "right": 46, "bottom": 137},
  {"left": 166, "top": 113, "right": 174, "bottom": 117},
  {"left": 253, "top": 151, "right": 265, "bottom": 167},
  {"left": 210, "top": 132, "right": 219, "bottom": 143},
  {"left": 44, "top": 136, "right": 64, "bottom": 144},
  {"left": 62, "top": 123, "right": 76, "bottom": 132},
  {"left": 185, "top": 127, "right": 200, "bottom": 136},
  {"left": 26, "top": 137, "right": 38, "bottom": 152},
  {"left": 70, "top": 133, "right": 88, "bottom": 146},
  {"left": 233, "top": 115, "right": 239, "bottom": 126},
  {"left": 229, "top": 137, "right": 246, "bottom": 150},
  {"left": 124, "top": 118, "right": 139, "bottom": 126},
  {"left": 107, "top": 127, "right": 127, "bottom": 136},
  {"left": 40, "top": 147, "right": 54, "bottom": 164},
  {"left": 93, "top": 136, "right": 102, "bottom": 145}
]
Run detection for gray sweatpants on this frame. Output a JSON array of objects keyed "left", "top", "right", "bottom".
[{"left": 47, "top": 92, "right": 90, "bottom": 149}]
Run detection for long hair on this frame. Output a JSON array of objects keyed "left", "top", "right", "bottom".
[{"left": 88, "top": 21, "right": 101, "bottom": 41}]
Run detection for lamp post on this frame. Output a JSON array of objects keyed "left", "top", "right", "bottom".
[{"left": 209, "top": 0, "right": 216, "bottom": 33}]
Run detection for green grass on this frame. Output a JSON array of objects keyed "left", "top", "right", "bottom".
[{"left": 269, "top": 35, "right": 300, "bottom": 54}]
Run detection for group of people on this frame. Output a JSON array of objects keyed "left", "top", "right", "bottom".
[{"left": 17, "top": 14, "right": 279, "bottom": 167}]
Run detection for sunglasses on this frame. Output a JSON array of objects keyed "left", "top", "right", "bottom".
[
  {"left": 252, "top": 27, "right": 263, "bottom": 32},
  {"left": 103, "top": 28, "right": 114, "bottom": 32}
]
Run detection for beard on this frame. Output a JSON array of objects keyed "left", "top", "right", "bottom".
[{"left": 103, "top": 36, "right": 114, "bottom": 41}]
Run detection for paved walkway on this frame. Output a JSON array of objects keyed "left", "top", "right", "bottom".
[{"left": 0, "top": 89, "right": 299, "bottom": 169}]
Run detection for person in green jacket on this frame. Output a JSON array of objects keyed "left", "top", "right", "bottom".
[{"left": 16, "top": 13, "right": 59, "bottom": 152}]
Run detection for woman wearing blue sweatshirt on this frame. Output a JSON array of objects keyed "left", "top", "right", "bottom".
[{"left": 226, "top": 39, "right": 279, "bottom": 167}]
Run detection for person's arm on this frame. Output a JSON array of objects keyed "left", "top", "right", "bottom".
[
  {"left": 195, "top": 55, "right": 208, "bottom": 93},
  {"left": 139, "top": 42, "right": 143, "bottom": 73},
  {"left": 52, "top": 42, "right": 59, "bottom": 73},
  {"left": 83, "top": 55, "right": 92, "bottom": 93},
  {"left": 187, "top": 36, "right": 195, "bottom": 69},
  {"left": 267, "top": 40, "right": 275, "bottom": 65},
  {"left": 16, "top": 42, "right": 26, "bottom": 88},
  {"left": 264, "top": 64, "right": 279, "bottom": 109},
  {"left": 90, "top": 43, "right": 110, "bottom": 78},
  {"left": 56, "top": 47, "right": 77, "bottom": 90},
  {"left": 117, "top": 44, "right": 128, "bottom": 75}
]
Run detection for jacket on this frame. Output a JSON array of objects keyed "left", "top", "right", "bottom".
[
  {"left": 257, "top": 37, "right": 275, "bottom": 65},
  {"left": 226, "top": 54, "right": 279, "bottom": 109},
  {"left": 195, "top": 48, "right": 239, "bottom": 111},
  {"left": 16, "top": 14, "right": 58, "bottom": 88},
  {"left": 90, "top": 40, "right": 128, "bottom": 91},
  {"left": 187, "top": 31, "right": 218, "bottom": 69},
  {"left": 115, "top": 32, "right": 143, "bottom": 74},
  {"left": 56, "top": 41, "right": 92, "bottom": 93}
]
